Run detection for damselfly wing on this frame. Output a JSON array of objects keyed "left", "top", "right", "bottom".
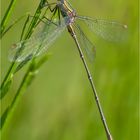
[{"left": 9, "top": 18, "right": 66, "bottom": 62}]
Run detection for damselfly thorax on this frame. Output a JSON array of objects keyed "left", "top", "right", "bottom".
[
  {"left": 57, "top": 0, "right": 76, "bottom": 18},
  {"left": 57, "top": 0, "right": 77, "bottom": 36}
]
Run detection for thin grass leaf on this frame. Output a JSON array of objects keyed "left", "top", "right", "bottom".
[
  {"left": 35, "top": 54, "right": 50, "bottom": 70},
  {"left": 1, "top": 14, "right": 28, "bottom": 38},
  {"left": 20, "top": 14, "right": 30, "bottom": 40},
  {"left": 0, "top": 107, "right": 9, "bottom": 129},
  {"left": 0, "top": 0, "right": 17, "bottom": 35},
  {"left": 26, "top": 54, "right": 49, "bottom": 86},
  {"left": 25, "top": 72, "right": 36, "bottom": 87},
  {"left": 24, "top": 0, "right": 46, "bottom": 39},
  {"left": 0, "top": 80, "right": 12, "bottom": 99},
  {"left": 0, "top": 63, "right": 15, "bottom": 90}
]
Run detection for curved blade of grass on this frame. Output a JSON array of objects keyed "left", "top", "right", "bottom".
[
  {"left": 0, "top": 79, "right": 12, "bottom": 99},
  {"left": 0, "top": 107, "right": 10, "bottom": 129},
  {"left": 0, "top": 0, "right": 17, "bottom": 36},
  {"left": 1, "top": 14, "right": 28, "bottom": 38}
]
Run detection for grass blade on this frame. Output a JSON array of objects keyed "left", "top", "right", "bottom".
[
  {"left": 0, "top": 107, "right": 9, "bottom": 129},
  {"left": 0, "top": 79, "right": 12, "bottom": 99},
  {"left": 0, "top": 0, "right": 17, "bottom": 36}
]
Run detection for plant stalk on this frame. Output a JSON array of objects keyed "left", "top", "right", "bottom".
[{"left": 0, "top": 0, "right": 17, "bottom": 35}]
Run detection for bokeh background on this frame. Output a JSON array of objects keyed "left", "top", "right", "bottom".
[{"left": 1, "top": 0, "right": 139, "bottom": 140}]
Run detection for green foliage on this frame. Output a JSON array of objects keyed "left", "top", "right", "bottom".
[
  {"left": 0, "top": 79, "right": 12, "bottom": 99},
  {"left": 0, "top": 107, "right": 9, "bottom": 129},
  {"left": 0, "top": 0, "right": 17, "bottom": 36},
  {"left": 1, "top": 0, "right": 49, "bottom": 133}
]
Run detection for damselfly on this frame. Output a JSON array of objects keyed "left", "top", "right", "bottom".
[{"left": 9, "top": 0, "right": 127, "bottom": 140}]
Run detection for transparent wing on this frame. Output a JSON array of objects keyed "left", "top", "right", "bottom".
[
  {"left": 73, "top": 23, "right": 96, "bottom": 62},
  {"left": 77, "top": 16, "right": 127, "bottom": 42},
  {"left": 9, "top": 19, "right": 66, "bottom": 62}
]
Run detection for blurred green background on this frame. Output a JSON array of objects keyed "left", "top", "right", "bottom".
[{"left": 1, "top": 0, "right": 139, "bottom": 140}]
